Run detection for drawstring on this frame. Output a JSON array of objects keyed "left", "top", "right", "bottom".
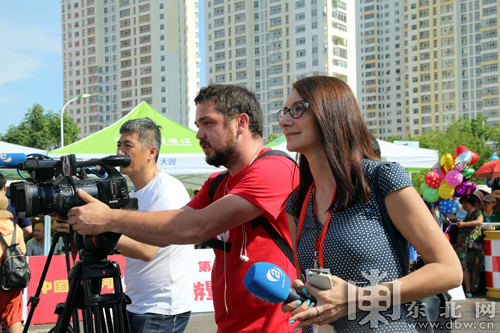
[{"left": 240, "top": 224, "right": 248, "bottom": 261}]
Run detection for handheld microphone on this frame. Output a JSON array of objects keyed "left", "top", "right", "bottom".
[
  {"left": 0, "top": 153, "right": 27, "bottom": 168},
  {"left": 243, "top": 262, "right": 314, "bottom": 304}
]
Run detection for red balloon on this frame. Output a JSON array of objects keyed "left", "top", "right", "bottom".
[
  {"left": 454, "top": 145, "right": 469, "bottom": 158},
  {"left": 425, "top": 171, "right": 441, "bottom": 189},
  {"left": 470, "top": 151, "right": 478, "bottom": 165}
]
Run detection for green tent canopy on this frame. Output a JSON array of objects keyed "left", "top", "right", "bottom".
[{"left": 51, "top": 102, "right": 220, "bottom": 176}]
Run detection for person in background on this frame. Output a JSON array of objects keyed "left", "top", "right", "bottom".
[
  {"left": 25, "top": 222, "right": 44, "bottom": 256},
  {"left": 476, "top": 193, "right": 498, "bottom": 295},
  {"left": 369, "top": 134, "right": 381, "bottom": 158},
  {"left": 0, "top": 193, "right": 25, "bottom": 333},
  {"left": 481, "top": 194, "right": 498, "bottom": 227},
  {"left": 0, "top": 173, "right": 32, "bottom": 237},
  {"left": 59, "top": 117, "right": 194, "bottom": 332},
  {"left": 456, "top": 193, "right": 484, "bottom": 298},
  {"left": 278, "top": 76, "right": 461, "bottom": 332}
]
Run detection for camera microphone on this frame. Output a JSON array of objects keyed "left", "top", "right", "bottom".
[
  {"left": 243, "top": 262, "right": 314, "bottom": 304},
  {"left": 0, "top": 153, "right": 27, "bottom": 168}
]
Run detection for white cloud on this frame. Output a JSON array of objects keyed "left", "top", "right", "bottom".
[{"left": 0, "top": 21, "right": 61, "bottom": 87}]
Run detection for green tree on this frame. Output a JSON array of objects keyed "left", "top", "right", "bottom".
[
  {"left": 0, "top": 104, "right": 81, "bottom": 151},
  {"left": 266, "top": 132, "right": 279, "bottom": 144}
]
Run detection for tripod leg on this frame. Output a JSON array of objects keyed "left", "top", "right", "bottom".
[
  {"left": 22, "top": 232, "right": 65, "bottom": 333},
  {"left": 53, "top": 262, "right": 83, "bottom": 333},
  {"left": 103, "top": 307, "right": 113, "bottom": 333},
  {"left": 62, "top": 232, "right": 81, "bottom": 333},
  {"left": 81, "top": 308, "right": 92, "bottom": 333}
]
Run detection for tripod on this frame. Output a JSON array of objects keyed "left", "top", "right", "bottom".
[
  {"left": 23, "top": 231, "right": 80, "bottom": 333},
  {"left": 23, "top": 231, "right": 131, "bottom": 333}
]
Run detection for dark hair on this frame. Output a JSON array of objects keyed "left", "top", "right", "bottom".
[
  {"left": 370, "top": 134, "right": 381, "bottom": 158},
  {"left": 460, "top": 195, "right": 477, "bottom": 207},
  {"left": 120, "top": 117, "right": 162, "bottom": 162},
  {"left": 194, "top": 84, "right": 263, "bottom": 138},
  {"left": 291, "top": 76, "right": 379, "bottom": 216},
  {"left": 0, "top": 173, "right": 5, "bottom": 189}
]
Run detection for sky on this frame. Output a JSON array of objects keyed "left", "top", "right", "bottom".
[{"left": 0, "top": 0, "right": 206, "bottom": 136}]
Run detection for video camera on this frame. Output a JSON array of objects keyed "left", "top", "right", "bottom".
[
  {"left": 10, "top": 154, "right": 131, "bottom": 217},
  {"left": 8, "top": 154, "right": 137, "bottom": 261}
]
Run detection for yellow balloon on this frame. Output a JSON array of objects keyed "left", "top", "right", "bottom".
[
  {"left": 438, "top": 180, "right": 455, "bottom": 199},
  {"left": 440, "top": 154, "right": 454, "bottom": 174}
]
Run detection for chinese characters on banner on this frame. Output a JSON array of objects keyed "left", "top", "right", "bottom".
[
  {"left": 24, "top": 250, "right": 216, "bottom": 325},
  {"left": 24, "top": 254, "right": 128, "bottom": 325},
  {"left": 192, "top": 248, "right": 216, "bottom": 313}
]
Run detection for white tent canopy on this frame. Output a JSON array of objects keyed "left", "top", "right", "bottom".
[
  {"left": 376, "top": 140, "right": 439, "bottom": 170},
  {"left": 268, "top": 137, "right": 439, "bottom": 170},
  {"left": 0, "top": 141, "right": 48, "bottom": 155}
]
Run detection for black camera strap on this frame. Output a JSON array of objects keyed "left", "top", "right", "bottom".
[{"left": 201, "top": 150, "right": 295, "bottom": 264}]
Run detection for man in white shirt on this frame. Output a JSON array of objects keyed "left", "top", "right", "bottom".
[{"left": 114, "top": 118, "right": 193, "bottom": 333}]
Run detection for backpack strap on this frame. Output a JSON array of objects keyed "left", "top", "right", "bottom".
[
  {"left": 208, "top": 171, "right": 230, "bottom": 202},
  {"left": 0, "top": 221, "right": 18, "bottom": 250},
  {"left": 0, "top": 233, "right": 8, "bottom": 250},
  {"left": 202, "top": 149, "right": 296, "bottom": 264}
]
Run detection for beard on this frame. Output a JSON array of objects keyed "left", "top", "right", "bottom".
[{"left": 201, "top": 133, "right": 240, "bottom": 168}]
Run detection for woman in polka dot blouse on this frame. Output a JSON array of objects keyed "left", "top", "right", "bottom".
[{"left": 278, "top": 76, "right": 462, "bottom": 332}]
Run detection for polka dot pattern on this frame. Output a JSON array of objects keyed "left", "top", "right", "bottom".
[
  {"left": 286, "top": 160, "right": 416, "bottom": 332},
  {"left": 424, "top": 171, "right": 441, "bottom": 189}
]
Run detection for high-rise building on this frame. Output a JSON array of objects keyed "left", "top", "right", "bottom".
[
  {"left": 356, "top": 0, "right": 407, "bottom": 140},
  {"left": 61, "top": 0, "right": 200, "bottom": 138},
  {"left": 204, "top": 0, "right": 354, "bottom": 139},
  {"left": 357, "top": 0, "right": 500, "bottom": 140}
]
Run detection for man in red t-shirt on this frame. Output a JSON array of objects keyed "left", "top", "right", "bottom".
[{"left": 63, "top": 84, "right": 299, "bottom": 332}]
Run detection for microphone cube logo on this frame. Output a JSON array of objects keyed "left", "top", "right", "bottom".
[
  {"left": 267, "top": 267, "right": 285, "bottom": 287},
  {"left": 0, "top": 154, "right": 12, "bottom": 163}
]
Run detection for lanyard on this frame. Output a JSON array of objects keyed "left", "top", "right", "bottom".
[{"left": 294, "top": 181, "right": 336, "bottom": 279}]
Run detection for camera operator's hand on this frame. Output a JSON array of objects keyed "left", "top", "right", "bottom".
[
  {"left": 64, "top": 189, "right": 112, "bottom": 235},
  {"left": 56, "top": 222, "right": 70, "bottom": 234}
]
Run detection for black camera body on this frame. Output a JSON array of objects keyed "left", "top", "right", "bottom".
[
  {"left": 10, "top": 154, "right": 131, "bottom": 217},
  {"left": 10, "top": 154, "right": 136, "bottom": 260}
]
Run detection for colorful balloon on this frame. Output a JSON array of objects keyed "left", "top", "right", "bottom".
[
  {"left": 445, "top": 170, "right": 463, "bottom": 186},
  {"left": 438, "top": 180, "right": 455, "bottom": 199},
  {"left": 461, "top": 167, "right": 475, "bottom": 179},
  {"left": 440, "top": 154, "right": 454, "bottom": 174},
  {"left": 424, "top": 171, "right": 441, "bottom": 189},
  {"left": 423, "top": 188, "right": 440, "bottom": 203},
  {"left": 420, "top": 183, "right": 430, "bottom": 193},
  {"left": 490, "top": 155, "right": 499, "bottom": 161},
  {"left": 454, "top": 181, "right": 476, "bottom": 197},
  {"left": 454, "top": 151, "right": 472, "bottom": 172},
  {"left": 470, "top": 151, "right": 478, "bottom": 166},
  {"left": 454, "top": 145, "right": 469, "bottom": 159},
  {"left": 439, "top": 199, "right": 457, "bottom": 215}
]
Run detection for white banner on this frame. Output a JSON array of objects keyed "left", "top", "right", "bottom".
[{"left": 192, "top": 248, "right": 216, "bottom": 313}]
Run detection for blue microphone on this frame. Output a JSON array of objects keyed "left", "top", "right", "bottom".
[
  {"left": 0, "top": 153, "right": 27, "bottom": 168},
  {"left": 244, "top": 262, "right": 313, "bottom": 304}
]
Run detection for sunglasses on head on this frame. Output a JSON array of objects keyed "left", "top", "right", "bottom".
[{"left": 277, "top": 101, "right": 310, "bottom": 121}]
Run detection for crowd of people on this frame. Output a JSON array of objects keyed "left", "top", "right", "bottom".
[
  {"left": 443, "top": 187, "right": 500, "bottom": 299},
  {"left": 2, "top": 76, "right": 494, "bottom": 332}
]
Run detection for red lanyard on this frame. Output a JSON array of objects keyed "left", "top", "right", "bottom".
[{"left": 294, "top": 181, "right": 336, "bottom": 279}]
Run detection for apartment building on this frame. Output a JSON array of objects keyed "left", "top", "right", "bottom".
[
  {"left": 205, "top": 0, "right": 354, "bottom": 139},
  {"left": 61, "top": 0, "right": 200, "bottom": 138},
  {"left": 357, "top": 0, "right": 500, "bottom": 140},
  {"left": 356, "top": 0, "right": 406, "bottom": 139}
]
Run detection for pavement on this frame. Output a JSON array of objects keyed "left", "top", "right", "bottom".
[{"left": 23, "top": 295, "right": 500, "bottom": 332}]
